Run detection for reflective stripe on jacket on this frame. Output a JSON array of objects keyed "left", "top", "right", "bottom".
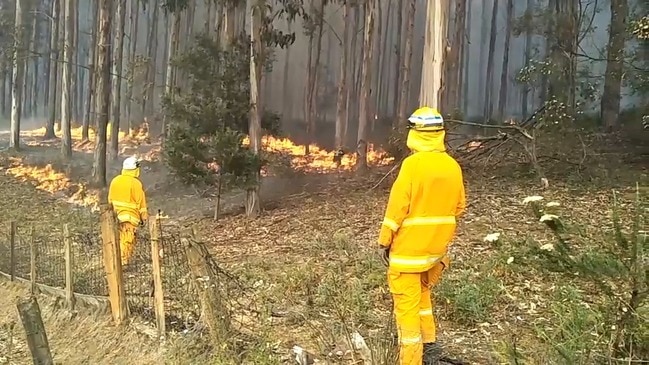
[
  {"left": 108, "top": 168, "right": 148, "bottom": 226},
  {"left": 378, "top": 129, "right": 466, "bottom": 273}
]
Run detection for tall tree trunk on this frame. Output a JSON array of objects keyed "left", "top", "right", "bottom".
[
  {"left": 142, "top": 3, "right": 159, "bottom": 118},
  {"left": 419, "top": 0, "right": 449, "bottom": 108},
  {"left": 30, "top": 11, "right": 39, "bottom": 118},
  {"left": 305, "top": 0, "right": 325, "bottom": 153},
  {"left": 45, "top": 0, "right": 60, "bottom": 139},
  {"left": 379, "top": 0, "right": 393, "bottom": 118},
  {"left": 392, "top": 0, "right": 403, "bottom": 118},
  {"left": 11, "top": 0, "right": 29, "bottom": 150},
  {"left": 110, "top": 0, "right": 126, "bottom": 159},
  {"left": 482, "top": 0, "right": 498, "bottom": 123},
  {"left": 600, "top": 0, "right": 628, "bottom": 131},
  {"left": 281, "top": 20, "right": 292, "bottom": 126},
  {"left": 93, "top": 0, "right": 112, "bottom": 187},
  {"left": 303, "top": 1, "right": 315, "bottom": 154},
  {"left": 355, "top": 0, "right": 375, "bottom": 172},
  {"left": 82, "top": 0, "right": 99, "bottom": 141},
  {"left": 334, "top": 1, "right": 351, "bottom": 149},
  {"left": 0, "top": 61, "right": 6, "bottom": 118},
  {"left": 204, "top": 0, "right": 212, "bottom": 33},
  {"left": 397, "top": 0, "right": 415, "bottom": 127},
  {"left": 125, "top": 0, "right": 139, "bottom": 133},
  {"left": 372, "top": 0, "right": 383, "bottom": 127},
  {"left": 72, "top": 1, "right": 79, "bottom": 124},
  {"left": 497, "top": 0, "right": 513, "bottom": 120},
  {"left": 444, "top": 0, "right": 466, "bottom": 113},
  {"left": 163, "top": 10, "right": 182, "bottom": 138},
  {"left": 522, "top": 0, "right": 533, "bottom": 118},
  {"left": 246, "top": 0, "right": 264, "bottom": 218},
  {"left": 61, "top": 0, "right": 75, "bottom": 158},
  {"left": 462, "top": 0, "right": 472, "bottom": 116}
]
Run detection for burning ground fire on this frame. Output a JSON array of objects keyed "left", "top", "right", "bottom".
[{"left": 3, "top": 126, "right": 392, "bottom": 211}]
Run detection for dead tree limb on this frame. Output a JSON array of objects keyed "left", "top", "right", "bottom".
[{"left": 16, "top": 296, "right": 54, "bottom": 365}]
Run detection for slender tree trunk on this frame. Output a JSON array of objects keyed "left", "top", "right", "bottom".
[
  {"left": 11, "top": 0, "right": 29, "bottom": 150},
  {"left": 93, "top": 0, "right": 113, "bottom": 187},
  {"left": 419, "top": 0, "right": 449, "bottom": 109},
  {"left": 281, "top": 20, "right": 293, "bottom": 126},
  {"left": 497, "top": 0, "right": 513, "bottom": 120},
  {"left": 522, "top": 0, "right": 533, "bottom": 118},
  {"left": 392, "top": 0, "right": 403, "bottom": 118},
  {"left": 246, "top": 0, "right": 264, "bottom": 218},
  {"left": 355, "top": 0, "right": 375, "bottom": 172},
  {"left": 143, "top": 3, "right": 159, "bottom": 118},
  {"left": 125, "top": 0, "right": 139, "bottom": 133},
  {"left": 30, "top": 12, "right": 40, "bottom": 118},
  {"left": 334, "top": 1, "right": 350, "bottom": 149},
  {"left": 372, "top": 0, "right": 383, "bottom": 127},
  {"left": 397, "top": 0, "right": 415, "bottom": 127},
  {"left": 482, "top": 0, "right": 498, "bottom": 123},
  {"left": 600, "top": 0, "right": 628, "bottom": 131},
  {"left": 0, "top": 62, "right": 6, "bottom": 118},
  {"left": 110, "top": 0, "right": 126, "bottom": 159},
  {"left": 45, "top": 0, "right": 60, "bottom": 139},
  {"left": 82, "top": 0, "right": 99, "bottom": 141},
  {"left": 61, "top": 0, "right": 75, "bottom": 158},
  {"left": 163, "top": 10, "right": 182, "bottom": 137},
  {"left": 204, "top": 0, "right": 212, "bottom": 33},
  {"left": 462, "top": 0, "right": 472, "bottom": 116},
  {"left": 303, "top": 1, "right": 315, "bottom": 154}
]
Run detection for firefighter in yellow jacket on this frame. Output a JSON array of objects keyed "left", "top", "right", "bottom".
[
  {"left": 378, "top": 107, "right": 466, "bottom": 365},
  {"left": 108, "top": 156, "right": 149, "bottom": 266}
]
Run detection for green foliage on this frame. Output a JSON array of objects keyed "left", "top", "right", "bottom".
[
  {"left": 522, "top": 187, "right": 648, "bottom": 361},
  {"left": 162, "top": 35, "right": 267, "bottom": 188},
  {"left": 437, "top": 270, "right": 503, "bottom": 325}
]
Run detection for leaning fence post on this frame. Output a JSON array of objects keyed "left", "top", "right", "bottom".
[
  {"left": 149, "top": 214, "right": 165, "bottom": 338},
  {"left": 183, "top": 231, "right": 231, "bottom": 352},
  {"left": 100, "top": 204, "right": 128, "bottom": 324},
  {"left": 16, "top": 296, "right": 54, "bottom": 365},
  {"left": 30, "top": 226, "right": 37, "bottom": 294},
  {"left": 10, "top": 221, "right": 16, "bottom": 281},
  {"left": 63, "top": 224, "right": 75, "bottom": 310}
]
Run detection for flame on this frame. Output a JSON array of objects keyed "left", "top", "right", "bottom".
[
  {"left": 245, "top": 136, "right": 394, "bottom": 173},
  {"left": 3, "top": 158, "right": 100, "bottom": 210}
]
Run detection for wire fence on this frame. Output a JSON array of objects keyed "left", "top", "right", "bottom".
[{"left": 0, "top": 219, "right": 200, "bottom": 330}]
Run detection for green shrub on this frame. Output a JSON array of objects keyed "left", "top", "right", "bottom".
[{"left": 437, "top": 270, "right": 503, "bottom": 325}]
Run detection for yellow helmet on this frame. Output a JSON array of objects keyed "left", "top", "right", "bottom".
[{"left": 407, "top": 107, "right": 444, "bottom": 131}]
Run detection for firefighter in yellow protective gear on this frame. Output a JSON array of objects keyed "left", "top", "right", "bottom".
[
  {"left": 378, "top": 107, "right": 466, "bottom": 365},
  {"left": 108, "top": 156, "right": 149, "bottom": 267}
]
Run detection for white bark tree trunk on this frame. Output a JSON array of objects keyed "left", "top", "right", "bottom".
[
  {"left": 110, "top": 0, "right": 127, "bottom": 159},
  {"left": 10, "top": 0, "right": 29, "bottom": 150},
  {"left": 61, "top": 0, "right": 75, "bottom": 158},
  {"left": 419, "top": 0, "right": 449, "bottom": 109}
]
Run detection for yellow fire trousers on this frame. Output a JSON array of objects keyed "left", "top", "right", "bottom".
[
  {"left": 388, "top": 258, "right": 448, "bottom": 365},
  {"left": 118, "top": 222, "right": 137, "bottom": 266}
]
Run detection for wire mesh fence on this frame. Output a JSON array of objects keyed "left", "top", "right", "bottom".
[{"left": 0, "top": 218, "right": 200, "bottom": 330}]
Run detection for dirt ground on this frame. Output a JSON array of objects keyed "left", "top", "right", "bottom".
[{"left": 0, "top": 123, "right": 646, "bottom": 364}]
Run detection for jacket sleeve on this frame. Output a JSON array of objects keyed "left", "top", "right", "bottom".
[
  {"left": 378, "top": 159, "right": 412, "bottom": 247},
  {"left": 134, "top": 181, "right": 149, "bottom": 221},
  {"left": 455, "top": 166, "right": 466, "bottom": 217}
]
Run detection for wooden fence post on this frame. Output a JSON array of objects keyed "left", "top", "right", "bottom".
[
  {"left": 30, "top": 226, "right": 37, "bottom": 294},
  {"left": 100, "top": 204, "right": 128, "bottom": 324},
  {"left": 10, "top": 221, "right": 15, "bottom": 281},
  {"left": 63, "top": 224, "right": 75, "bottom": 310},
  {"left": 149, "top": 215, "right": 165, "bottom": 338},
  {"left": 183, "top": 232, "right": 231, "bottom": 352},
  {"left": 16, "top": 296, "right": 54, "bottom": 365}
]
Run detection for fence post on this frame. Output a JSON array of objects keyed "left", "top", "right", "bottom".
[
  {"left": 63, "top": 224, "right": 75, "bottom": 310},
  {"left": 100, "top": 204, "right": 128, "bottom": 324},
  {"left": 16, "top": 296, "right": 54, "bottom": 365},
  {"left": 10, "top": 221, "right": 15, "bottom": 281},
  {"left": 183, "top": 232, "right": 231, "bottom": 351},
  {"left": 30, "top": 227, "right": 36, "bottom": 294},
  {"left": 149, "top": 215, "right": 165, "bottom": 339}
]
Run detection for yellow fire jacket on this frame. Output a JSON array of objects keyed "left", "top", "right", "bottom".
[
  {"left": 378, "top": 129, "right": 466, "bottom": 273},
  {"left": 108, "top": 168, "right": 148, "bottom": 226}
]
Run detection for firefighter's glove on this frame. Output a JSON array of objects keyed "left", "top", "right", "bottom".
[{"left": 379, "top": 246, "right": 390, "bottom": 267}]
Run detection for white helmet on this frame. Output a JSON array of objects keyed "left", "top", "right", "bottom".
[{"left": 122, "top": 156, "right": 140, "bottom": 170}]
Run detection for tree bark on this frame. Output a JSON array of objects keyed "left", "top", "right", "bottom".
[
  {"left": 82, "top": 0, "right": 98, "bottom": 141},
  {"left": 10, "top": 0, "right": 29, "bottom": 150},
  {"left": 355, "top": 0, "right": 375, "bottom": 172},
  {"left": 482, "top": 0, "right": 498, "bottom": 123},
  {"left": 45, "top": 0, "right": 60, "bottom": 139},
  {"left": 600, "top": 0, "right": 628, "bottom": 131},
  {"left": 92, "top": 0, "right": 113, "bottom": 187},
  {"left": 110, "top": 0, "right": 127, "bottom": 159},
  {"left": 125, "top": 0, "right": 139, "bottom": 133},
  {"left": 334, "top": 1, "right": 350, "bottom": 149},
  {"left": 163, "top": 10, "right": 182, "bottom": 138},
  {"left": 522, "top": 0, "right": 533, "bottom": 118},
  {"left": 392, "top": 0, "right": 403, "bottom": 119},
  {"left": 246, "top": 0, "right": 264, "bottom": 218},
  {"left": 61, "top": 0, "right": 75, "bottom": 158},
  {"left": 396, "top": 0, "right": 415, "bottom": 127},
  {"left": 497, "top": 0, "right": 513, "bottom": 120},
  {"left": 142, "top": 2, "right": 159, "bottom": 118},
  {"left": 419, "top": 0, "right": 448, "bottom": 109}
]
